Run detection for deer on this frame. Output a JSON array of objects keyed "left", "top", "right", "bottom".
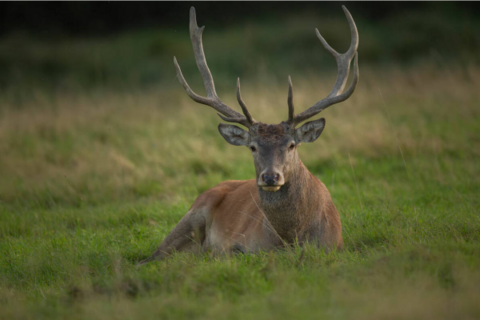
[{"left": 138, "top": 6, "right": 358, "bottom": 265}]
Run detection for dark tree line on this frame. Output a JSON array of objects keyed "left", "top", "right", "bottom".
[{"left": 1, "top": 2, "right": 478, "bottom": 37}]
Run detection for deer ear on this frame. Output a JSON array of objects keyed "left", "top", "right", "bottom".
[
  {"left": 218, "top": 123, "right": 250, "bottom": 146},
  {"left": 295, "top": 118, "right": 326, "bottom": 143}
]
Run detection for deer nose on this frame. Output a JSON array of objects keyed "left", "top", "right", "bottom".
[{"left": 261, "top": 173, "right": 280, "bottom": 186}]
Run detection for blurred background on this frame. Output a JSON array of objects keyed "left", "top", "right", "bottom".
[{"left": 1, "top": 2, "right": 479, "bottom": 91}]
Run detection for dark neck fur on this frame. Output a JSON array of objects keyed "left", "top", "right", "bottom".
[{"left": 257, "top": 158, "right": 320, "bottom": 242}]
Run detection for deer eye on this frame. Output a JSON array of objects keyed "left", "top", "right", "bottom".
[
  {"left": 289, "top": 143, "right": 295, "bottom": 150},
  {"left": 250, "top": 146, "right": 257, "bottom": 152}
]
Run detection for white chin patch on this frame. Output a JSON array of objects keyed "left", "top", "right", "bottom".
[{"left": 261, "top": 186, "right": 281, "bottom": 192}]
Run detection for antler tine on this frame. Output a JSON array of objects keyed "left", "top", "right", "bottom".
[
  {"left": 294, "top": 53, "right": 359, "bottom": 125},
  {"left": 173, "top": 7, "right": 253, "bottom": 128},
  {"left": 236, "top": 78, "right": 255, "bottom": 126},
  {"left": 292, "top": 5, "right": 359, "bottom": 126},
  {"left": 287, "top": 76, "right": 295, "bottom": 124}
]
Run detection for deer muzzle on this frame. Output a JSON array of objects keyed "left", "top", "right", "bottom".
[{"left": 258, "top": 171, "right": 284, "bottom": 192}]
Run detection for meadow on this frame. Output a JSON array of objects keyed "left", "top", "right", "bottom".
[{"left": 1, "top": 8, "right": 480, "bottom": 319}]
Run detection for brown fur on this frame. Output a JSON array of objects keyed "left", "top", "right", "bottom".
[
  {"left": 139, "top": 121, "right": 343, "bottom": 266},
  {"left": 254, "top": 123, "right": 287, "bottom": 140}
]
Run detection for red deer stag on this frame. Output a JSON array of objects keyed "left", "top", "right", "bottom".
[{"left": 139, "top": 6, "right": 358, "bottom": 265}]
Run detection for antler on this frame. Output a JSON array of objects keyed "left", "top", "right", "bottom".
[
  {"left": 287, "top": 75, "right": 295, "bottom": 123},
  {"left": 289, "top": 5, "right": 359, "bottom": 126},
  {"left": 174, "top": 7, "right": 256, "bottom": 128}
]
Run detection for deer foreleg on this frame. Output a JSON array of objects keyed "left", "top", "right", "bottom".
[{"left": 137, "top": 210, "right": 206, "bottom": 266}]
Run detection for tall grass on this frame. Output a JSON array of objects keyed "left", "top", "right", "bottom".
[
  {"left": 1, "top": 62, "right": 479, "bottom": 319},
  {"left": 1, "top": 11, "right": 480, "bottom": 320}
]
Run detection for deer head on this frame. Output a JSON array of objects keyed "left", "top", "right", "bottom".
[{"left": 174, "top": 7, "right": 359, "bottom": 192}]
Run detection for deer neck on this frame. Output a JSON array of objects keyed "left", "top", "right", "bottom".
[{"left": 257, "top": 159, "right": 320, "bottom": 242}]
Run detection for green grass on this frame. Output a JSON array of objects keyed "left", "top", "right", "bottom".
[{"left": 1, "top": 15, "right": 480, "bottom": 319}]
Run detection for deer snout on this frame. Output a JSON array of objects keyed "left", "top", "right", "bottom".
[
  {"left": 258, "top": 170, "right": 284, "bottom": 192},
  {"left": 262, "top": 173, "right": 279, "bottom": 185}
]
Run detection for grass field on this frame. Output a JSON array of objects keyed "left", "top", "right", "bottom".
[{"left": 1, "top": 13, "right": 480, "bottom": 319}]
